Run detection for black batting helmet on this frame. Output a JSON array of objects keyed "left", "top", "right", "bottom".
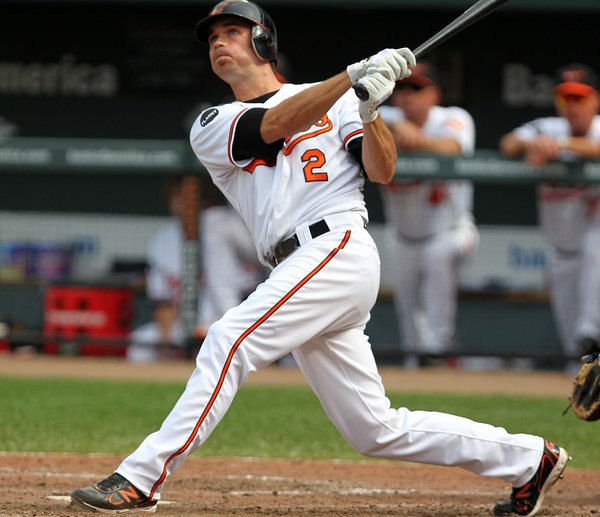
[{"left": 195, "top": 0, "right": 277, "bottom": 63}]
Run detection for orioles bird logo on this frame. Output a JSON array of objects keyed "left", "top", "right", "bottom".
[{"left": 210, "top": 0, "right": 241, "bottom": 15}]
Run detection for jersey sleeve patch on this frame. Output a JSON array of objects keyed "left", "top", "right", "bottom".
[
  {"left": 200, "top": 107, "right": 219, "bottom": 127},
  {"left": 190, "top": 103, "right": 249, "bottom": 177}
]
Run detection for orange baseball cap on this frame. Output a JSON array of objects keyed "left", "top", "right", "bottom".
[{"left": 555, "top": 63, "right": 599, "bottom": 97}]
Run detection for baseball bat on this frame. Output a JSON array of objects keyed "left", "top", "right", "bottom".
[
  {"left": 180, "top": 175, "right": 200, "bottom": 345},
  {"left": 353, "top": 0, "right": 511, "bottom": 101}
]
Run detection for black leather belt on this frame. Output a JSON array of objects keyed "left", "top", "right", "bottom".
[{"left": 267, "top": 219, "right": 330, "bottom": 267}]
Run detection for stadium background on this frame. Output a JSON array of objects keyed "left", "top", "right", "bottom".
[{"left": 0, "top": 0, "right": 599, "bottom": 362}]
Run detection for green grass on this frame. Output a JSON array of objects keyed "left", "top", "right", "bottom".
[{"left": 0, "top": 376, "right": 597, "bottom": 469}]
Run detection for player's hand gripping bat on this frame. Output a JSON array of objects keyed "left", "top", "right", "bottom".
[{"left": 353, "top": 0, "right": 511, "bottom": 101}]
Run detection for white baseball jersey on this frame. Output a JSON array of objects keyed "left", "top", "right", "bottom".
[
  {"left": 190, "top": 83, "right": 368, "bottom": 265},
  {"left": 512, "top": 116, "right": 600, "bottom": 252},
  {"left": 145, "top": 219, "right": 186, "bottom": 305},
  {"left": 379, "top": 104, "right": 475, "bottom": 240},
  {"left": 117, "top": 81, "right": 545, "bottom": 501},
  {"left": 511, "top": 116, "right": 600, "bottom": 357}
]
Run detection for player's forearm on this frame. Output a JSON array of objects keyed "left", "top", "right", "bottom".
[
  {"left": 260, "top": 72, "right": 351, "bottom": 144},
  {"left": 420, "top": 137, "right": 463, "bottom": 156},
  {"left": 499, "top": 133, "right": 526, "bottom": 157},
  {"left": 561, "top": 137, "right": 600, "bottom": 159},
  {"left": 361, "top": 116, "right": 397, "bottom": 184}
]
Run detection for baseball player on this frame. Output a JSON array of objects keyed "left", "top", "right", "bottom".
[
  {"left": 379, "top": 62, "right": 478, "bottom": 367},
  {"left": 500, "top": 63, "right": 600, "bottom": 372},
  {"left": 128, "top": 176, "right": 263, "bottom": 362},
  {"left": 71, "top": 2, "right": 568, "bottom": 515}
]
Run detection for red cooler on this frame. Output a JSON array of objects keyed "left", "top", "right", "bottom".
[{"left": 43, "top": 285, "right": 134, "bottom": 356}]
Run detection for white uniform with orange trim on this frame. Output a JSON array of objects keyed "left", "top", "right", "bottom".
[
  {"left": 116, "top": 82, "right": 543, "bottom": 501},
  {"left": 379, "top": 104, "right": 478, "bottom": 359},
  {"left": 512, "top": 116, "right": 600, "bottom": 358}
]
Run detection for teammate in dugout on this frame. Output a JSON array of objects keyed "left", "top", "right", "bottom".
[
  {"left": 378, "top": 62, "right": 479, "bottom": 367},
  {"left": 500, "top": 63, "right": 600, "bottom": 372},
  {"left": 71, "top": 1, "right": 568, "bottom": 515},
  {"left": 127, "top": 175, "right": 264, "bottom": 362}
]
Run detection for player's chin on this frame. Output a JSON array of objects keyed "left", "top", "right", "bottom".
[
  {"left": 213, "top": 54, "right": 232, "bottom": 64},
  {"left": 213, "top": 60, "right": 236, "bottom": 80}
]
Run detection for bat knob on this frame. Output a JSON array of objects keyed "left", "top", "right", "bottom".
[{"left": 353, "top": 84, "right": 369, "bottom": 101}]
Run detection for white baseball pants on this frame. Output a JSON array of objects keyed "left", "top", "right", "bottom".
[
  {"left": 549, "top": 228, "right": 600, "bottom": 356},
  {"left": 117, "top": 219, "right": 542, "bottom": 501},
  {"left": 388, "top": 217, "right": 479, "bottom": 355}
]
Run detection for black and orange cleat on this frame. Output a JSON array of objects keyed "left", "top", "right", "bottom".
[
  {"left": 71, "top": 473, "right": 157, "bottom": 513},
  {"left": 493, "top": 440, "right": 570, "bottom": 516}
]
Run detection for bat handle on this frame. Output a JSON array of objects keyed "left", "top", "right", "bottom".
[
  {"left": 353, "top": 44, "right": 423, "bottom": 101},
  {"left": 353, "top": 83, "right": 369, "bottom": 101}
]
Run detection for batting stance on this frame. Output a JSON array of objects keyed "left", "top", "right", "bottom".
[{"left": 71, "top": 2, "right": 568, "bottom": 515}]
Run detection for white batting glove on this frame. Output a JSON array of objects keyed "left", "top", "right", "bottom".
[
  {"left": 357, "top": 72, "right": 395, "bottom": 123},
  {"left": 367, "top": 48, "right": 416, "bottom": 82},
  {"left": 347, "top": 48, "right": 416, "bottom": 85},
  {"left": 347, "top": 57, "right": 369, "bottom": 86}
]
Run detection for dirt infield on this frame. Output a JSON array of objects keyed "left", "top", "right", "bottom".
[
  {"left": 2, "top": 452, "right": 599, "bottom": 517},
  {"left": 1, "top": 355, "right": 599, "bottom": 516}
]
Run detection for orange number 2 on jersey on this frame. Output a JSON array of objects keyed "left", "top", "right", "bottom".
[{"left": 301, "top": 149, "right": 328, "bottom": 182}]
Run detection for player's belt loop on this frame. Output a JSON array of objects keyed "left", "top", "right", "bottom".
[{"left": 266, "top": 219, "right": 330, "bottom": 268}]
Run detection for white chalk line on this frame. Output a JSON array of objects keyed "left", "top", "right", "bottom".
[
  {"left": 0, "top": 467, "right": 99, "bottom": 479},
  {"left": 223, "top": 473, "right": 502, "bottom": 496}
]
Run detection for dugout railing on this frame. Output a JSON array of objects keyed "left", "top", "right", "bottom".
[
  {"left": 2, "top": 137, "right": 600, "bottom": 183},
  {"left": 0, "top": 138, "right": 595, "bottom": 365}
]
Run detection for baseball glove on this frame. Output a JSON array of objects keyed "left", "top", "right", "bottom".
[{"left": 569, "top": 355, "right": 600, "bottom": 421}]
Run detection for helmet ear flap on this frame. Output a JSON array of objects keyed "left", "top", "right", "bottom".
[{"left": 251, "top": 24, "right": 276, "bottom": 62}]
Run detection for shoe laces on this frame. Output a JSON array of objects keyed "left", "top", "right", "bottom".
[{"left": 96, "top": 473, "right": 128, "bottom": 492}]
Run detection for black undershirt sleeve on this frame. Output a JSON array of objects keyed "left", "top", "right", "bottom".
[
  {"left": 231, "top": 108, "right": 285, "bottom": 162},
  {"left": 347, "top": 137, "right": 365, "bottom": 175}
]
